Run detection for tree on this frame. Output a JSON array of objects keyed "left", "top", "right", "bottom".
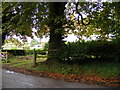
[
  {"left": 4, "top": 38, "right": 22, "bottom": 46},
  {"left": 47, "top": 2, "right": 67, "bottom": 60},
  {"left": 2, "top": 1, "right": 120, "bottom": 61},
  {"left": 2, "top": 2, "right": 67, "bottom": 60},
  {"left": 2, "top": 38, "right": 22, "bottom": 49},
  {"left": 67, "top": 2, "right": 120, "bottom": 41},
  {"left": 30, "top": 39, "right": 39, "bottom": 47}
]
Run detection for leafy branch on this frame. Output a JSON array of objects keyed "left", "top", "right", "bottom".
[{"left": 75, "top": 2, "right": 90, "bottom": 26}]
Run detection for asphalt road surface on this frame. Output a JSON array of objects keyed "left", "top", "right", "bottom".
[{"left": 2, "top": 69, "right": 106, "bottom": 88}]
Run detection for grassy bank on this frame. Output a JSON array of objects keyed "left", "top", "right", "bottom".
[{"left": 2, "top": 55, "right": 119, "bottom": 78}]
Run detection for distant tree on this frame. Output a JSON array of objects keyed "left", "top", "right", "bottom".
[
  {"left": 4, "top": 38, "right": 22, "bottom": 47},
  {"left": 30, "top": 39, "right": 39, "bottom": 47}
]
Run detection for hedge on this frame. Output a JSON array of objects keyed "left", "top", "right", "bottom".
[{"left": 59, "top": 39, "right": 120, "bottom": 63}]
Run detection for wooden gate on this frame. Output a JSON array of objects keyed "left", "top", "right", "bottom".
[{"left": 0, "top": 51, "right": 8, "bottom": 63}]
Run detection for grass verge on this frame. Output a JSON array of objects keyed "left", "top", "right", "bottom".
[{"left": 2, "top": 55, "right": 119, "bottom": 78}]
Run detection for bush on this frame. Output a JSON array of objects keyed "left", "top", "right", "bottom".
[
  {"left": 24, "top": 49, "right": 47, "bottom": 55},
  {"left": 59, "top": 39, "right": 120, "bottom": 64},
  {"left": 43, "top": 43, "right": 49, "bottom": 50},
  {"left": 2, "top": 50, "right": 25, "bottom": 56},
  {"left": 59, "top": 41, "right": 88, "bottom": 64},
  {"left": 24, "top": 49, "right": 34, "bottom": 55}
]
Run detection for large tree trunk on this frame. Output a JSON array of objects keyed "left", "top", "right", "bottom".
[{"left": 47, "top": 2, "right": 66, "bottom": 61}]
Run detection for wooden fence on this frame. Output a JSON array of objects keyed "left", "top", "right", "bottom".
[
  {"left": 33, "top": 49, "right": 48, "bottom": 66},
  {"left": 0, "top": 51, "right": 8, "bottom": 63}
]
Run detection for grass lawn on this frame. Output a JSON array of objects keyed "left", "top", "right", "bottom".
[{"left": 2, "top": 55, "right": 119, "bottom": 78}]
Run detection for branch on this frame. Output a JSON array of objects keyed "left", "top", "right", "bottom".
[{"left": 75, "top": 2, "right": 90, "bottom": 26}]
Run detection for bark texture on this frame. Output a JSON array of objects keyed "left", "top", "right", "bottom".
[{"left": 47, "top": 2, "right": 66, "bottom": 61}]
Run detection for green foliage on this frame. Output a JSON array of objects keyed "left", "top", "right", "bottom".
[
  {"left": 24, "top": 49, "right": 34, "bottom": 55},
  {"left": 3, "top": 56, "right": 119, "bottom": 77},
  {"left": 59, "top": 39, "right": 120, "bottom": 64},
  {"left": 2, "top": 2, "right": 120, "bottom": 62},
  {"left": 59, "top": 41, "right": 89, "bottom": 63},
  {"left": 2, "top": 2, "right": 49, "bottom": 42},
  {"left": 30, "top": 39, "right": 39, "bottom": 47},
  {"left": 24, "top": 49, "right": 46, "bottom": 55},
  {"left": 4, "top": 38, "right": 22, "bottom": 45},
  {"left": 67, "top": 2, "right": 120, "bottom": 40},
  {"left": 43, "top": 42, "right": 49, "bottom": 50},
  {"left": 4, "top": 50, "right": 26, "bottom": 56},
  {"left": 79, "top": 62, "right": 119, "bottom": 78},
  {"left": 2, "top": 2, "right": 120, "bottom": 41},
  {"left": 3, "top": 38, "right": 23, "bottom": 50}
]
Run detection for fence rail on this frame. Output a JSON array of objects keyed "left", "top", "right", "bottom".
[
  {"left": 33, "top": 49, "right": 48, "bottom": 66},
  {"left": 1, "top": 49, "right": 56, "bottom": 65}
]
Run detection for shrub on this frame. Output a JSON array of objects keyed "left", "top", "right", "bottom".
[
  {"left": 59, "top": 39, "right": 119, "bottom": 64},
  {"left": 2, "top": 49, "right": 25, "bottom": 56},
  {"left": 24, "top": 49, "right": 47, "bottom": 56},
  {"left": 43, "top": 43, "right": 49, "bottom": 50}
]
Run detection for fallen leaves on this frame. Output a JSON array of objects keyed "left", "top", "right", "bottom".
[{"left": 2, "top": 64, "right": 120, "bottom": 87}]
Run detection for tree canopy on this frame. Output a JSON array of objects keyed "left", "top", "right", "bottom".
[
  {"left": 2, "top": 2, "right": 120, "bottom": 41},
  {"left": 2, "top": 1, "right": 120, "bottom": 60},
  {"left": 66, "top": 2, "right": 120, "bottom": 40}
]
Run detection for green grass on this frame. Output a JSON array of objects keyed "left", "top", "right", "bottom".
[
  {"left": 2, "top": 55, "right": 119, "bottom": 78},
  {"left": 79, "top": 62, "right": 119, "bottom": 78}
]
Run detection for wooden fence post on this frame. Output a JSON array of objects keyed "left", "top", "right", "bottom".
[
  {"left": 33, "top": 49, "right": 37, "bottom": 66},
  {"left": 0, "top": 51, "right": 8, "bottom": 63},
  {"left": 6, "top": 50, "right": 8, "bottom": 63}
]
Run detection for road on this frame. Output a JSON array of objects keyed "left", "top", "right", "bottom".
[{"left": 2, "top": 69, "right": 106, "bottom": 88}]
